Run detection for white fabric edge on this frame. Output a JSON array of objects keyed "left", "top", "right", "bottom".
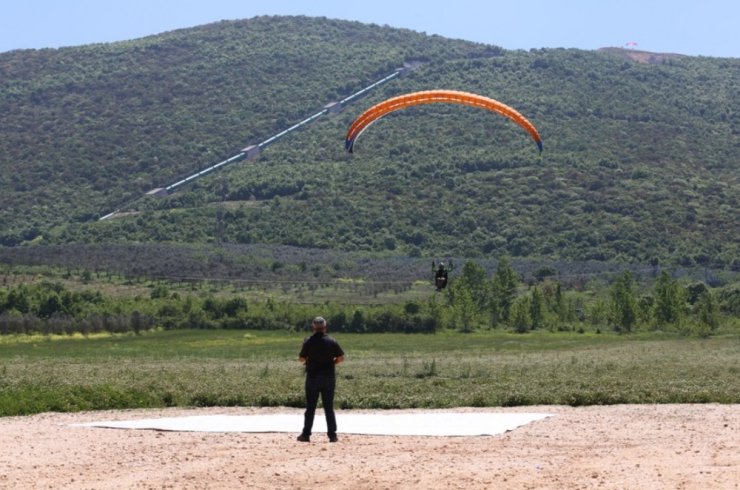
[{"left": 72, "top": 412, "right": 552, "bottom": 436}]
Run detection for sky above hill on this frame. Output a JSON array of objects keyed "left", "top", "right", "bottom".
[{"left": 1, "top": 0, "right": 738, "bottom": 58}]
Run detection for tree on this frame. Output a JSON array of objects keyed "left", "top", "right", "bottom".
[
  {"left": 449, "top": 261, "right": 488, "bottom": 324},
  {"left": 511, "top": 296, "right": 532, "bottom": 333},
  {"left": 695, "top": 290, "right": 719, "bottom": 335},
  {"left": 150, "top": 283, "right": 170, "bottom": 299},
  {"left": 453, "top": 287, "right": 477, "bottom": 333},
  {"left": 130, "top": 310, "right": 144, "bottom": 335},
  {"left": 455, "top": 260, "right": 488, "bottom": 308},
  {"left": 652, "top": 271, "right": 685, "bottom": 328},
  {"left": 588, "top": 298, "right": 608, "bottom": 328},
  {"left": 426, "top": 295, "right": 444, "bottom": 330},
  {"left": 552, "top": 282, "right": 567, "bottom": 322},
  {"left": 490, "top": 257, "right": 518, "bottom": 326},
  {"left": 5, "top": 286, "right": 31, "bottom": 314},
  {"left": 610, "top": 271, "right": 638, "bottom": 332},
  {"left": 529, "top": 286, "right": 545, "bottom": 330},
  {"left": 38, "top": 292, "right": 63, "bottom": 319},
  {"left": 685, "top": 282, "right": 709, "bottom": 305}
]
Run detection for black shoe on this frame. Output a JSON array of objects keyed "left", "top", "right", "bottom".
[
  {"left": 328, "top": 435, "right": 338, "bottom": 443},
  {"left": 296, "top": 434, "right": 310, "bottom": 442}
]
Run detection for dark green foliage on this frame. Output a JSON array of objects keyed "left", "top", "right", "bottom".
[
  {"left": 610, "top": 271, "right": 638, "bottom": 332},
  {"left": 490, "top": 257, "right": 518, "bottom": 325},
  {"left": 529, "top": 286, "right": 545, "bottom": 330},
  {"left": 0, "top": 278, "right": 442, "bottom": 335},
  {"left": 652, "top": 271, "right": 686, "bottom": 327},
  {"left": 0, "top": 17, "right": 736, "bottom": 270},
  {"left": 511, "top": 296, "right": 532, "bottom": 333},
  {"left": 695, "top": 290, "right": 720, "bottom": 335}
]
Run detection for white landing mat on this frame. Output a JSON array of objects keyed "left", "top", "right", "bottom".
[{"left": 73, "top": 412, "right": 551, "bottom": 436}]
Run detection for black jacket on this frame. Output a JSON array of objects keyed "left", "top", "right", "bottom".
[{"left": 300, "top": 332, "right": 344, "bottom": 376}]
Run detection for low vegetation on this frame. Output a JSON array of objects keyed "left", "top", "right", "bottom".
[
  {"left": 1, "top": 256, "right": 737, "bottom": 416},
  {"left": 0, "top": 329, "right": 737, "bottom": 416}
]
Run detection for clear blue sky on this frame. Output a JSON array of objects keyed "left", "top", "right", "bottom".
[{"left": 1, "top": 0, "right": 738, "bottom": 57}]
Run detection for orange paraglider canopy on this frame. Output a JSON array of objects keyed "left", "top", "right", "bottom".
[{"left": 345, "top": 90, "right": 542, "bottom": 153}]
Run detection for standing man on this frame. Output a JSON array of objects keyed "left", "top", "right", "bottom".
[{"left": 297, "top": 316, "right": 345, "bottom": 443}]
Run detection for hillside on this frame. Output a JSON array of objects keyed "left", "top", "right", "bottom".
[
  {"left": 598, "top": 47, "right": 687, "bottom": 64},
  {"left": 1, "top": 16, "right": 738, "bottom": 272}
]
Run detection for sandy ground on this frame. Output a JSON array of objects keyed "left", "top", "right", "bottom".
[{"left": 0, "top": 405, "right": 737, "bottom": 490}]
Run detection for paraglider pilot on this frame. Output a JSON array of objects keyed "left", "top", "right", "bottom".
[{"left": 432, "top": 260, "right": 453, "bottom": 291}]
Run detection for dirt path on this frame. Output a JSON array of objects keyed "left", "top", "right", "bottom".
[{"left": 0, "top": 405, "right": 737, "bottom": 489}]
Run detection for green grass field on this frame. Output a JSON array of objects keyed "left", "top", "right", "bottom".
[{"left": 1, "top": 329, "right": 738, "bottom": 416}]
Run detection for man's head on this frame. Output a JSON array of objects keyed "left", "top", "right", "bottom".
[{"left": 312, "top": 316, "right": 327, "bottom": 333}]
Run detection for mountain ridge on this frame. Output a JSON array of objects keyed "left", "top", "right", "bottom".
[{"left": 1, "top": 16, "right": 737, "bottom": 271}]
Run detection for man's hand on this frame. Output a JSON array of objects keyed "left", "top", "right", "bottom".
[{"left": 334, "top": 355, "right": 345, "bottom": 365}]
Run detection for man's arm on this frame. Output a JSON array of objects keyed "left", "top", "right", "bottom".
[
  {"left": 334, "top": 355, "right": 344, "bottom": 365},
  {"left": 299, "top": 356, "right": 307, "bottom": 364}
]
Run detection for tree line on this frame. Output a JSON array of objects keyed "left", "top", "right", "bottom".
[
  {"left": 1, "top": 258, "right": 735, "bottom": 337},
  {"left": 443, "top": 259, "right": 731, "bottom": 337}
]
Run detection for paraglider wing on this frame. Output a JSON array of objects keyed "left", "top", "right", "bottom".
[{"left": 345, "top": 90, "right": 543, "bottom": 153}]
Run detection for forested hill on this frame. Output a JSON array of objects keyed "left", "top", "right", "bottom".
[{"left": 1, "top": 16, "right": 738, "bottom": 270}]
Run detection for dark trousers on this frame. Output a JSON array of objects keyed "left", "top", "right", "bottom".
[{"left": 302, "top": 374, "right": 337, "bottom": 437}]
